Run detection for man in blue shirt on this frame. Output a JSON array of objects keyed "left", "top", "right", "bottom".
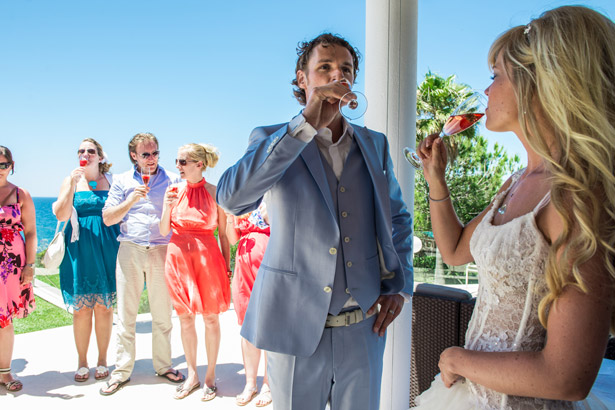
[{"left": 100, "top": 132, "right": 184, "bottom": 395}]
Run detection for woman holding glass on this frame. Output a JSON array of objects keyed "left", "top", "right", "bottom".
[
  {"left": 160, "top": 143, "right": 231, "bottom": 401},
  {"left": 413, "top": 6, "right": 615, "bottom": 409},
  {"left": 53, "top": 138, "right": 120, "bottom": 382},
  {"left": 0, "top": 146, "right": 36, "bottom": 392}
]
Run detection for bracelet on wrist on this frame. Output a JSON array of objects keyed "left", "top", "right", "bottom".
[
  {"left": 429, "top": 193, "right": 451, "bottom": 202},
  {"left": 24, "top": 263, "right": 34, "bottom": 268}
]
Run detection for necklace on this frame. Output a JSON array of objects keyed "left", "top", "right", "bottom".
[
  {"left": 497, "top": 166, "right": 546, "bottom": 215},
  {"left": 88, "top": 175, "right": 100, "bottom": 190}
]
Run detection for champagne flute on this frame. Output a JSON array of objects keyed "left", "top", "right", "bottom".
[
  {"left": 338, "top": 78, "right": 368, "bottom": 121},
  {"left": 404, "top": 92, "right": 487, "bottom": 169},
  {"left": 141, "top": 166, "right": 151, "bottom": 200}
]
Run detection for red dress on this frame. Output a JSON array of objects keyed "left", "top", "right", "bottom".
[
  {"left": 164, "top": 179, "right": 230, "bottom": 316},
  {"left": 231, "top": 208, "right": 270, "bottom": 325}
]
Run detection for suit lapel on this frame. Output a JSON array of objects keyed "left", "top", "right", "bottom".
[
  {"left": 300, "top": 140, "right": 337, "bottom": 218},
  {"left": 353, "top": 126, "right": 394, "bottom": 238}
]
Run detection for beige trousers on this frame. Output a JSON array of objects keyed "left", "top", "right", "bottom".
[{"left": 110, "top": 241, "right": 173, "bottom": 382}]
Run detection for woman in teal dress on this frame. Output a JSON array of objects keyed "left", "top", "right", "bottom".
[{"left": 54, "top": 138, "right": 120, "bottom": 383}]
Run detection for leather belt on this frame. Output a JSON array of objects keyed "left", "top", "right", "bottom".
[{"left": 325, "top": 309, "right": 375, "bottom": 328}]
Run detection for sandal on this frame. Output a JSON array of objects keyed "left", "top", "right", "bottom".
[
  {"left": 174, "top": 381, "right": 201, "bottom": 400},
  {"left": 156, "top": 368, "right": 185, "bottom": 383},
  {"left": 236, "top": 386, "right": 258, "bottom": 406},
  {"left": 74, "top": 367, "right": 90, "bottom": 382},
  {"left": 201, "top": 384, "right": 217, "bottom": 402},
  {"left": 255, "top": 384, "right": 273, "bottom": 407},
  {"left": 99, "top": 378, "right": 130, "bottom": 396},
  {"left": 95, "top": 365, "right": 109, "bottom": 380},
  {"left": 0, "top": 368, "right": 22, "bottom": 392}
]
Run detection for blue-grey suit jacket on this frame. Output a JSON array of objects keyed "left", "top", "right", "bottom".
[{"left": 217, "top": 121, "right": 413, "bottom": 357}]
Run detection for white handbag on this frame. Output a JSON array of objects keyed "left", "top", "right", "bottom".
[{"left": 42, "top": 220, "right": 66, "bottom": 269}]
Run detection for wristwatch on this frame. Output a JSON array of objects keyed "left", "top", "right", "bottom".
[{"left": 25, "top": 263, "right": 34, "bottom": 268}]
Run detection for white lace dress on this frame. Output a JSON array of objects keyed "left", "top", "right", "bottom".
[{"left": 414, "top": 176, "right": 607, "bottom": 410}]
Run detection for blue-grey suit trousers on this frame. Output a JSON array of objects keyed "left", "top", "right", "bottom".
[{"left": 267, "top": 315, "right": 386, "bottom": 410}]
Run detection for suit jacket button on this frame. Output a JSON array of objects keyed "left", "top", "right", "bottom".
[
  {"left": 323, "top": 286, "right": 332, "bottom": 293},
  {"left": 329, "top": 247, "right": 337, "bottom": 255}
]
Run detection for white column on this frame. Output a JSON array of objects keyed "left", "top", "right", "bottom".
[{"left": 365, "top": 0, "right": 418, "bottom": 409}]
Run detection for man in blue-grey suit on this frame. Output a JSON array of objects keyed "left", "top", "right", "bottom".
[{"left": 217, "top": 33, "right": 413, "bottom": 410}]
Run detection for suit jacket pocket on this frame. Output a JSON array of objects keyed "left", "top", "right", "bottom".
[{"left": 260, "top": 264, "right": 297, "bottom": 276}]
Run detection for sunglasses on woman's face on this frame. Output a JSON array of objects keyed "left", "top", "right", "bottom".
[
  {"left": 175, "top": 158, "right": 197, "bottom": 166},
  {"left": 78, "top": 148, "right": 97, "bottom": 155},
  {"left": 139, "top": 151, "right": 160, "bottom": 159},
  {"left": 0, "top": 162, "right": 12, "bottom": 170}
]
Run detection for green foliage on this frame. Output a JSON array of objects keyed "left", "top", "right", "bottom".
[
  {"left": 414, "top": 72, "right": 522, "bottom": 231},
  {"left": 14, "top": 298, "right": 73, "bottom": 334},
  {"left": 413, "top": 253, "right": 436, "bottom": 269}
]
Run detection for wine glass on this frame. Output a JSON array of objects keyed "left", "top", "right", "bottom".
[
  {"left": 141, "top": 166, "right": 151, "bottom": 200},
  {"left": 79, "top": 155, "right": 88, "bottom": 167},
  {"left": 338, "top": 78, "right": 368, "bottom": 120},
  {"left": 403, "top": 92, "right": 487, "bottom": 169}
]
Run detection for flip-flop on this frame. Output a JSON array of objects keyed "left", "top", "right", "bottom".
[
  {"left": 99, "top": 378, "right": 130, "bottom": 396},
  {"left": 201, "top": 384, "right": 217, "bottom": 402},
  {"left": 236, "top": 387, "right": 258, "bottom": 406},
  {"left": 255, "top": 385, "right": 273, "bottom": 407},
  {"left": 0, "top": 379, "right": 23, "bottom": 392},
  {"left": 174, "top": 381, "right": 201, "bottom": 400},
  {"left": 95, "top": 366, "right": 109, "bottom": 380},
  {"left": 74, "top": 367, "right": 90, "bottom": 382},
  {"left": 156, "top": 368, "right": 185, "bottom": 383}
]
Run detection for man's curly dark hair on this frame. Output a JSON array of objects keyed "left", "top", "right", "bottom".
[{"left": 291, "top": 33, "right": 361, "bottom": 106}]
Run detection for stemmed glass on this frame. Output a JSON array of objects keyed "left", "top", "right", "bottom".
[
  {"left": 79, "top": 155, "right": 88, "bottom": 167},
  {"left": 339, "top": 78, "right": 368, "bottom": 120},
  {"left": 404, "top": 92, "right": 487, "bottom": 169},
  {"left": 141, "top": 166, "right": 151, "bottom": 200}
]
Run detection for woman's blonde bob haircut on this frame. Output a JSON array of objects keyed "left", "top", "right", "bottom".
[{"left": 488, "top": 5, "right": 615, "bottom": 333}]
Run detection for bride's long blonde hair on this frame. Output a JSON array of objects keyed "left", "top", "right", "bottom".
[{"left": 488, "top": 6, "right": 615, "bottom": 333}]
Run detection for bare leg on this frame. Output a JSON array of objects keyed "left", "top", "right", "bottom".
[
  {"left": 202, "top": 314, "right": 220, "bottom": 388},
  {"left": 93, "top": 305, "right": 113, "bottom": 369},
  {"left": 179, "top": 313, "right": 199, "bottom": 388},
  {"left": 0, "top": 324, "right": 15, "bottom": 384},
  {"left": 242, "top": 336, "right": 261, "bottom": 391},
  {"left": 73, "top": 307, "right": 93, "bottom": 370}
]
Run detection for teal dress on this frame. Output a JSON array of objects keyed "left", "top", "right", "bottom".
[{"left": 59, "top": 190, "right": 120, "bottom": 310}]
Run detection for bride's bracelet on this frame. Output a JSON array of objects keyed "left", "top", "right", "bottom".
[{"left": 428, "top": 193, "right": 451, "bottom": 202}]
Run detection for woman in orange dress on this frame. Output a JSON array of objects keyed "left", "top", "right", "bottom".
[
  {"left": 160, "top": 143, "right": 231, "bottom": 401},
  {"left": 228, "top": 204, "right": 271, "bottom": 407}
]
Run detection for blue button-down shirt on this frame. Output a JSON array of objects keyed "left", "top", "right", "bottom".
[{"left": 103, "top": 165, "right": 181, "bottom": 246}]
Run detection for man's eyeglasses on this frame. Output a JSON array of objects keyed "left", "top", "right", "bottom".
[
  {"left": 139, "top": 151, "right": 160, "bottom": 159},
  {"left": 78, "top": 148, "right": 97, "bottom": 155},
  {"left": 175, "top": 158, "right": 197, "bottom": 166},
  {"left": 0, "top": 162, "right": 12, "bottom": 170}
]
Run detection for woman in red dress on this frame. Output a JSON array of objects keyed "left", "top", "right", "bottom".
[
  {"left": 228, "top": 203, "right": 271, "bottom": 407},
  {"left": 160, "top": 143, "right": 231, "bottom": 401}
]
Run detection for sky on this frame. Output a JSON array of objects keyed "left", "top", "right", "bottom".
[{"left": 1, "top": 0, "right": 614, "bottom": 197}]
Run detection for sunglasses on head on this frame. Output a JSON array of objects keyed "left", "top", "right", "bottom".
[
  {"left": 0, "top": 162, "right": 12, "bottom": 170},
  {"left": 78, "top": 148, "right": 97, "bottom": 155},
  {"left": 175, "top": 158, "right": 197, "bottom": 166},
  {"left": 139, "top": 151, "right": 160, "bottom": 159}
]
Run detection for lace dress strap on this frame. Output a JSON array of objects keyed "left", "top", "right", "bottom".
[{"left": 532, "top": 191, "right": 551, "bottom": 214}]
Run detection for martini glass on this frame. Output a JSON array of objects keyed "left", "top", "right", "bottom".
[
  {"left": 404, "top": 92, "right": 487, "bottom": 169},
  {"left": 338, "top": 78, "right": 368, "bottom": 121}
]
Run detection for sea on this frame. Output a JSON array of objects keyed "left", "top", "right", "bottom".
[{"left": 34, "top": 197, "right": 59, "bottom": 252}]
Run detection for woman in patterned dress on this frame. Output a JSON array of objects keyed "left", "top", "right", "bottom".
[
  {"left": 53, "top": 138, "right": 120, "bottom": 382},
  {"left": 414, "top": 6, "right": 615, "bottom": 409},
  {"left": 0, "top": 146, "right": 36, "bottom": 392},
  {"left": 228, "top": 204, "right": 271, "bottom": 407}
]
